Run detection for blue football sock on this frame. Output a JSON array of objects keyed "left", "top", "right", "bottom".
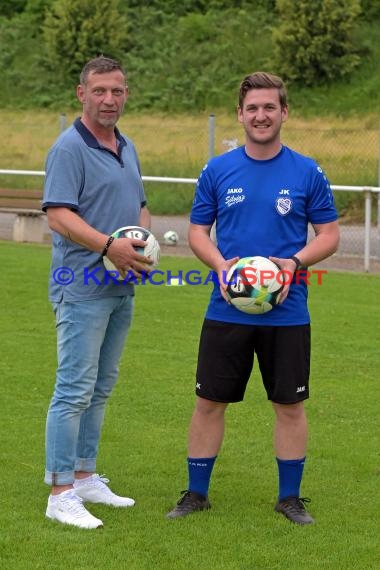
[
  {"left": 276, "top": 457, "right": 306, "bottom": 501},
  {"left": 187, "top": 456, "right": 217, "bottom": 497}
]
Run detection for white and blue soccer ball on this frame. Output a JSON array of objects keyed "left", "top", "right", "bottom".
[
  {"left": 226, "top": 256, "right": 284, "bottom": 314},
  {"left": 163, "top": 230, "right": 179, "bottom": 246},
  {"left": 103, "top": 225, "right": 160, "bottom": 280}
]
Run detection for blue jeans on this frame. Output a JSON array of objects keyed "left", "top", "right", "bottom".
[{"left": 45, "top": 295, "right": 134, "bottom": 485}]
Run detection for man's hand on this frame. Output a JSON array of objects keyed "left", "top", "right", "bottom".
[
  {"left": 106, "top": 237, "right": 153, "bottom": 279},
  {"left": 216, "top": 256, "right": 240, "bottom": 302},
  {"left": 269, "top": 256, "right": 297, "bottom": 304}
]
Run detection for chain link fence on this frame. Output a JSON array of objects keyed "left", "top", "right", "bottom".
[
  {"left": 0, "top": 113, "right": 379, "bottom": 271},
  {"left": 212, "top": 117, "right": 380, "bottom": 270}
]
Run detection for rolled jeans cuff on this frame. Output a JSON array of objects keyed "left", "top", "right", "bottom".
[
  {"left": 74, "top": 457, "right": 97, "bottom": 473},
  {"left": 44, "top": 469, "right": 75, "bottom": 486}
]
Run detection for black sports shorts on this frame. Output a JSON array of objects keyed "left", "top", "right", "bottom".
[{"left": 195, "top": 319, "right": 311, "bottom": 404}]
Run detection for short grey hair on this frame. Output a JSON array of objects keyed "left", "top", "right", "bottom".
[{"left": 80, "top": 56, "right": 126, "bottom": 85}]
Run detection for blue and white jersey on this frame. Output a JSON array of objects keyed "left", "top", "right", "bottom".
[{"left": 190, "top": 145, "right": 338, "bottom": 326}]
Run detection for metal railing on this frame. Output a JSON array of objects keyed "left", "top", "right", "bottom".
[{"left": 0, "top": 168, "right": 379, "bottom": 272}]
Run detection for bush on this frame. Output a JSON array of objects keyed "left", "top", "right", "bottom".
[
  {"left": 41, "top": 0, "right": 129, "bottom": 85},
  {"left": 273, "top": 0, "right": 362, "bottom": 86}
]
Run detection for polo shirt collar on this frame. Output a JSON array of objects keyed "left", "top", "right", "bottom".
[{"left": 73, "top": 117, "right": 126, "bottom": 150}]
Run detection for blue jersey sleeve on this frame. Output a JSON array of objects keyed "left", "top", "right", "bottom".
[
  {"left": 190, "top": 162, "right": 217, "bottom": 226},
  {"left": 306, "top": 163, "right": 338, "bottom": 224}
]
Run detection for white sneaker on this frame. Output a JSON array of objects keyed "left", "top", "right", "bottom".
[
  {"left": 46, "top": 489, "right": 103, "bottom": 529},
  {"left": 73, "top": 474, "right": 135, "bottom": 507}
]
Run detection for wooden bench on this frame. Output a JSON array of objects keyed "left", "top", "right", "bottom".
[{"left": 0, "top": 188, "right": 46, "bottom": 243}]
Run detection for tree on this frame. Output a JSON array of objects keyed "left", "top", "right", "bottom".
[
  {"left": 359, "top": 0, "right": 380, "bottom": 21},
  {"left": 41, "top": 0, "right": 128, "bottom": 84},
  {"left": 0, "top": 0, "right": 27, "bottom": 18},
  {"left": 24, "top": 0, "right": 56, "bottom": 29},
  {"left": 272, "top": 0, "right": 361, "bottom": 86}
]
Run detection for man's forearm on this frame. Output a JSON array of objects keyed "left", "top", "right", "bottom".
[{"left": 47, "top": 208, "right": 108, "bottom": 253}]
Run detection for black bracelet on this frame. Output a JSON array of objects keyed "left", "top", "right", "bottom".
[
  {"left": 102, "top": 236, "right": 115, "bottom": 257},
  {"left": 290, "top": 255, "right": 304, "bottom": 270}
]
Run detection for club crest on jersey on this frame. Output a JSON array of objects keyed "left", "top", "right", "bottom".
[{"left": 275, "top": 197, "right": 292, "bottom": 216}]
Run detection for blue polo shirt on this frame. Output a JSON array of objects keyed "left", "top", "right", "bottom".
[
  {"left": 42, "top": 118, "right": 147, "bottom": 301},
  {"left": 191, "top": 145, "right": 338, "bottom": 326}
]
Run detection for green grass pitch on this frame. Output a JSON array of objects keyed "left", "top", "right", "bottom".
[{"left": 0, "top": 241, "right": 379, "bottom": 569}]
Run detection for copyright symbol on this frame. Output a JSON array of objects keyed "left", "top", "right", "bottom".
[{"left": 53, "top": 267, "right": 74, "bottom": 285}]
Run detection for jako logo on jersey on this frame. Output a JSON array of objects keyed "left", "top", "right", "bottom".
[
  {"left": 225, "top": 188, "right": 246, "bottom": 207},
  {"left": 275, "top": 197, "right": 292, "bottom": 215}
]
